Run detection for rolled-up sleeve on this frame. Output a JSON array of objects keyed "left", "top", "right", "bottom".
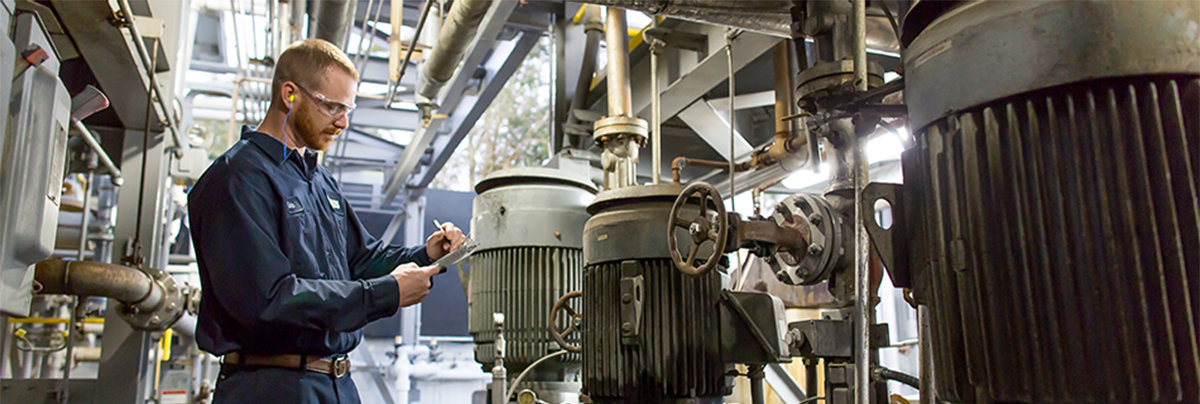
[
  {"left": 343, "top": 201, "right": 431, "bottom": 280},
  {"left": 190, "top": 168, "right": 399, "bottom": 333}
]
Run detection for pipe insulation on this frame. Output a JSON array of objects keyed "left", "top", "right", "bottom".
[{"left": 417, "top": 0, "right": 492, "bottom": 101}]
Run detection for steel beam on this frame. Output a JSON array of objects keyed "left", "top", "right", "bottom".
[
  {"left": 380, "top": 0, "right": 521, "bottom": 205},
  {"left": 349, "top": 105, "right": 422, "bottom": 130},
  {"left": 411, "top": 30, "right": 540, "bottom": 190},
  {"left": 764, "top": 362, "right": 808, "bottom": 404},
  {"left": 708, "top": 90, "right": 776, "bottom": 111},
  {"left": 589, "top": 24, "right": 779, "bottom": 124},
  {"left": 677, "top": 99, "right": 752, "bottom": 161}
]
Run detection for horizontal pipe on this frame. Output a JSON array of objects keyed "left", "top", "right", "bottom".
[
  {"left": 671, "top": 156, "right": 751, "bottom": 184},
  {"left": 34, "top": 259, "right": 160, "bottom": 312},
  {"left": 575, "top": 0, "right": 900, "bottom": 53}
]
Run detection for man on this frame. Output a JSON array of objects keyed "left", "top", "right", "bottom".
[{"left": 188, "top": 38, "right": 465, "bottom": 403}]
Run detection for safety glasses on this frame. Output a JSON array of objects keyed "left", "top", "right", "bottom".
[{"left": 295, "top": 84, "right": 356, "bottom": 118}]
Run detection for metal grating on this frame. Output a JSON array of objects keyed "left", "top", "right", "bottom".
[
  {"left": 469, "top": 246, "right": 583, "bottom": 371},
  {"left": 582, "top": 259, "right": 727, "bottom": 402},
  {"left": 908, "top": 76, "right": 1200, "bottom": 403}
]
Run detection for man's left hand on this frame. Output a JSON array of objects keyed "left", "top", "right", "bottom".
[{"left": 426, "top": 221, "right": 466, "bottom": 261}]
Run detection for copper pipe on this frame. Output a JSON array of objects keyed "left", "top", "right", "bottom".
[{"left": 671, "top": 156, "right": 751, "bottom": 184}]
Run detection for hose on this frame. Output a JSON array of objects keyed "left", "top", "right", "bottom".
[
  {"left": 505, "top": 350, "right": 569, "bottom": 401},
  {"left": 874, "top": 366, "right": 920, "bottom": 388}
]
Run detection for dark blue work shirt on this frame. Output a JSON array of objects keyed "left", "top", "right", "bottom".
[{"left": 188, "top": 128, "right": 430, "bottom": 358}]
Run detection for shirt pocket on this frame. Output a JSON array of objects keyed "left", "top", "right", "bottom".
[{"left": 282, "top": 196, "right": 322, "bottom": 279}]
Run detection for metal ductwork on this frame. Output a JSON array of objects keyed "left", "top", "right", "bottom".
[
  {"left": 309, "top": 0, "right": 358, "bottom": 49},
  {"left": 34, "top": 259, "right": 191, "bottom": 331},
  {"left": 575, "top": 0, "right": 900, "bottom": 53},
  {"left": 417, "top": 0, "right": 492, "bottom": 101}
]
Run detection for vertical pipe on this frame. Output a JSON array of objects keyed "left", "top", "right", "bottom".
[
  {"left": 772, "top": 40, "right": 796, "bottom": 141},
  {"left": 852, "top": 0, "right": 871, "bottom": 403},
  {"left": 918, "top": 305, "right": 934, "bottom": 404},
  {"left": 726, "top": 29, "right": 736, "bottom": 211},
  {"left": 649, "top": 17, "right": 661, "bottom": 184},
  {"left": 749, "top": 365, "right": 766, "bottom": 404},
  {"left": 605, "top": 7, "right": 631, "bottom": 117},
  {"left": 805, "top": 358, "right": 819, "bottom": 399}
]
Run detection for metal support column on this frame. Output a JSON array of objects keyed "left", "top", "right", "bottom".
[
  {"left": 398, "top": 193, "right": 427, "bottom": 346},
  {"left": 97, "top": 128, "right": 173, "bottom": 403}
]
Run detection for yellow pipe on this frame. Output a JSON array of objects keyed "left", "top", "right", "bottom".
[{"left": 8, "top": 317, "right": 104, "bottom": 325}]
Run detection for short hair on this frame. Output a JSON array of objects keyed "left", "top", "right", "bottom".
[{"left": 271, "top": 38, "right": 359, "bottom": 102}]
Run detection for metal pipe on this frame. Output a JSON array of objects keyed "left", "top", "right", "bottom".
[
  {"left": 726, "top": 29, "right": 736, "bottom": 212},
  {"left": 918, "top": 304, "right": 934, "bottom": 404},
  {"left": 116, "top": 0, "right": 187, "bottom": 156},
  {"left": 386, "top": 0, "right": 435, "bottom": 107},
  {"left": 649, "top": 16, "right": 661, "bottom": 183},
  {"left": 749, "top": 364, "right": 766, "bottom": 404},
  {"left": 851, "top": 1, "right": 871, "bottom": 403},
  {"left": 575, "top": 0, "right": 900, "bottom": 53},
  {"left": 291, "top": 0, "right": 307, "bottom": 39},
  {"left": 605, "top": 7, "right": 632, "bottom": 117},
  {"left": 34, "top": 259, "right": 160, "bottom": 312},
  {"left": 671, "top": 156, "right": 751, "bottom": 184},
  {"left": 311, "top": 0, "right": 358, "bottom": 49},
  {"left": 773, "top": 41, "right": 794, "bottom": 138},
  {"left": 71, "top": 121, "right": 123, "bottom": 186},
  {"left": 566, "top": 5, "right": 604, "bottom": 148},
  {"left": 417, "top": 0, "right": 492, "bottom": 101}
]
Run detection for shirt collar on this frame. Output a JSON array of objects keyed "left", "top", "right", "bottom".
[{"left": 242, "top": 126, "right": 292, "bottom": 164}]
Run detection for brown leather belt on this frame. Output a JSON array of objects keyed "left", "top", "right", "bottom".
[{"left": 222, "top": 352, "right": 350, "bottom": 378}]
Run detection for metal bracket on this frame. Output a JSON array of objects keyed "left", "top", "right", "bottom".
[
  {"left": 860, "top": 181, "right": 911, "bottom": 288},
  {"left": 618, "top": 260, "right": 644, "bottom": 345}
]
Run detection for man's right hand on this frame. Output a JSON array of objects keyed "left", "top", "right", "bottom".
[{"left": 391, "top": 263, "right": 440, "bottom": 307}]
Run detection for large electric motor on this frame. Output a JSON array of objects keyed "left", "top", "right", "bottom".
[
  {"left": 468, "top": 168, "right": 596, "bottom": 401},
  {"left": 579, "top": 184, "right": 729, "bottom": 403},
  {"left": 895, "top": 1, "right": 1200, "bottom": 402}
]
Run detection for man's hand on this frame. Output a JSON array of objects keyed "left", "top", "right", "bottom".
[
  {"left": 426, "top": 221, "right": 466, "bottom": 261},
  {"left": 391, "top": 263, "right": 440, "bottom": 307}
]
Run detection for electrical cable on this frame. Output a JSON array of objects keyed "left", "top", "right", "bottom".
[
  {"left": 505, "top": 350, "right": 569, "bottom": 401},
  {"left": 798, "top": 396, "right": 824, "bottom": 404}
]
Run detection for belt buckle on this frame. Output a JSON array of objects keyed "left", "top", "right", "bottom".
[{"left": 332, "top": 356, "right": 350, "bottom": 378}]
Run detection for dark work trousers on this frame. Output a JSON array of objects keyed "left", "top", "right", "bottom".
[{"left": 214, "top": 365, "right": 360, "bottom": 404}]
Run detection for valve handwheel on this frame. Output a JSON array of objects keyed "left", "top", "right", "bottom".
[
  {"left": 549, "top": 290, "right": 583, "bottom": 353},
  {"left": 668, "top": 182, "right": 729, "bottom": 276}
]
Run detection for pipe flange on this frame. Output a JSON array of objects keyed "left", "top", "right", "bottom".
[
  {"left": 117, "top": 268, "right": 185, "bottom": 331},
  {"left": 795, "top": 59, "right": 885, "bottom": 111},
  {"left": 764, "top": 194, "right": 844, "bottom": 285},
  {"left": 592, "top": 115, "right": 648, "bottom": 143}
]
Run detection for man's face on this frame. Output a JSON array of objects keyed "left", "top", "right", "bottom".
[{"left": 292, "top": 68, "right": 355, "bottom": 151}]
